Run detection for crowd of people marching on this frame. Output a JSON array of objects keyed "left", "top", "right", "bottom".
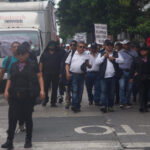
[{"left": 0, "top": 38, "right": 150, "bottom": 149}]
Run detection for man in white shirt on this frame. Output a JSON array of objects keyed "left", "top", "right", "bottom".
[
  {"left": 65, "top": 41, "right": 91, "bottom": 112},
  {"left": 95, "top": 40, "right": 124, "bottom": 113},
  {"left": 85, "top": 43, "right": 100, "bottom": 105}
]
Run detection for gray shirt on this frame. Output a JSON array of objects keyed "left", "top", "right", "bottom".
[{"left": 119, "top": 49, "right": 138, "bottom": 69}]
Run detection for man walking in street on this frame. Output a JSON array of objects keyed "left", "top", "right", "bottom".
[
  {"left": 40, "top": 41, "right": 63, "bottom": 107},
  {"left": 96, "top": 40, "right": 124, "bottom": 113},
  {"left": 85, "top": 43, "right": 101, "bottom": 106},
  {"left": 119, "top": 40, "right": 138, "bottom": 108},
  {"left": 65, "top": 41, "right": 91, "bottom": 112}
]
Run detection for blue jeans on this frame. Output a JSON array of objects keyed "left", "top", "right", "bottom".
[
  {"left": 100, "top": 77, "right": 115, "bottom": 107},
  {"left": 119, "top": 71, "right": 133, "bottom": 105},
  {"left": 85, "top": 72, "right": 100, "bottom": 103},
  {"left": 71, "top": 73, "right": 85, "bottom": 108}
]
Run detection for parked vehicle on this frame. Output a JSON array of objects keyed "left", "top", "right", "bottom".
[{"left": 0, "top": 0, "right": 57, "bottom": 66}]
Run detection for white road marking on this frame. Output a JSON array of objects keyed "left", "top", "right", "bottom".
[
  {"left": 117, "top": 125, "right": 146, "bottom": 136},
  {"left": 11, "top": 141, "right": 123, "bottom": 150},
  {"left": 75, "top": 125, "right": 146, "bottom": 136},
  {"left": 2, "top": 141, "right": 148, "bottom": 150},
  {"left": 74, "top": 125, "right": 115, "bottom": 135},
  {"left": 123, "top": 142, "right": 150, "bottom": 148}
]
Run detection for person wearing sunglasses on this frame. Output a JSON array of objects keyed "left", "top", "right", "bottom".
[
  {"left": 65, "top": 41, "right": 91, "bottom": 112},
  {"left": 40, "top": 41, "right": 63, "bottom": 107}
]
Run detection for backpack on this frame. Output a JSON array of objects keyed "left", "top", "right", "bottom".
[{"left": 5, "top": 56, "right": 12, "bottom": 73}]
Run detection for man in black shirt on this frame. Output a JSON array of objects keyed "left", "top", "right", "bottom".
[
  {"left": 130, "top": 46, "right": 150, "bottom": 112},
  {"left": 40, "top": 41, "right": 63, "bottom": 107}
]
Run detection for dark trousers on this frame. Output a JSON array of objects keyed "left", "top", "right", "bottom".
[
  {"left": 43, "top": 73, "right": 59, "bottom": 104},
  {"left": 72, "top": 73, "right": 84, "bottom": 109},
  {"left": 100, "top": 77, "right": 116, "bottom": 107},
  {"left": 115, "top": 79, "right": 120, "bottom": 104},
  {"left": 139, "top": 80, "right": 150, "bottom": 110},
  {"left": 7, "top": 98, "right": 33, "bottom": 141},
  {"left": 65, "top": 79, "right": 72, "bottom": 104},
  {"left": 85, "top": 72, "right": 100, "bottom": 103}
]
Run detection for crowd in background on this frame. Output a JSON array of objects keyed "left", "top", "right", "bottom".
[{"left": 54, "top": 39, "right": 150, "bottom": 113}]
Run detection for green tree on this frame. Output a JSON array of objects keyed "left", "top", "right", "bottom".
[{"left": 57, "top": 0, "right": 150, "bottom": 42}]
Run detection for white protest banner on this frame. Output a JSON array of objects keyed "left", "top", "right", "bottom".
[
  {"left": 73, "top": 32, "right": 87, "bottom": 43},
  {"left": 94, "top": 24, "right": 107, "bottom": 44}
]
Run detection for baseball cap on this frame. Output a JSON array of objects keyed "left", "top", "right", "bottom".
[
  {"left": 120, "top": 40, "right": 130, "bottom": 45},
  {"left": 87, "top": 44, "right": 91, "bottom": 48},
  {"left": 105, "top": 40, "right": 114, "bottom": 46},
  {"left": 91, "top": 43, "right": 97, "bottom": 49}
]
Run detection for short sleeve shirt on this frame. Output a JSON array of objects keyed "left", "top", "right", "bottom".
[
  {"left": 40, "top": 51, "right": 62, "bottom": 74},
  {"left": 2, "top": 56, "right": 18, "bottom": 78},
  {"left": 65, "top": 51, "right": 90, "bottom": 73}
]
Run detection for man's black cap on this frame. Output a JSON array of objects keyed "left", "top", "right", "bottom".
[
  {"left": 105, "top": 40, "right": 114, "bottom": 47},
  {"left": 91, "top": 43, "right": 97, "bottom": 49}
]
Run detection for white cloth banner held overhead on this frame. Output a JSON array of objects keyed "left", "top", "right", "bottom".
[{"left": 94, "top": 24, "right": 107, "bottom": 44}]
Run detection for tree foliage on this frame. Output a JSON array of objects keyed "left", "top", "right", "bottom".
[{"left": 57, "top": 0, "right": 150, "bottom": 42}]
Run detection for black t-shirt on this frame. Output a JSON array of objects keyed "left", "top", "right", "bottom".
[
  {"left": 40, "top": 50, "right": 62, "bottom": 74},
  {"left": 9, "top": 59, "right": 39, "bottom": 89}
]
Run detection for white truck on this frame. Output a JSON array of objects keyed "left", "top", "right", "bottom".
[{"left": 0, "top": 0, "right": 57, "bottom": 65}]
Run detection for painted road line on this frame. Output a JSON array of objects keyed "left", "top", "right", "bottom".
[
  {"left": 74, "top": 125, "right": 115, "bottom": 136},
  {"left": 4, "top": 141, "right": 150, "bottom": 150},
  {"left": 123, "top": 142, "right": 150, "bottom": 148},
  {"left": 74, "top": 125, "right": 146, "bottom": 136},
  {"left": 9, "top": 141, "right": 123, "bottom": 150},
  {"left": 117, "top": 125, "right": 146, "bottom": 136}
]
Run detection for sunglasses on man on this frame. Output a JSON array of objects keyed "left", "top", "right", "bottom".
[{"left": 79, "top": 46, "right": 85, "bottom": 49}]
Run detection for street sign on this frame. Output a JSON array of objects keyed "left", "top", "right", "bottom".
[{"left": 94, "top": 24, "right": 107, "bottom": 44}]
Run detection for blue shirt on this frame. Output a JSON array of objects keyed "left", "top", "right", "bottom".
[
  {"left": 2, "top": 56, "right": 18, "bottom": 78},
  {"left": 119, "top": 49, "right": 138, "bottom": 69}
]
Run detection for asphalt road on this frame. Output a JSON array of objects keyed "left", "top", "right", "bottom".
[{"left": 0, "top": 91, "right": 150, "bottom": 150}]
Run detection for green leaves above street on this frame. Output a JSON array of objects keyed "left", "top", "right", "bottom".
[{"left": 56, "top": 0, "right": 150, "bottom": 41}]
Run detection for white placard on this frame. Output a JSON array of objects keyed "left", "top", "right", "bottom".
[
  {"left": 73, "top": 32, "right": 87, "bottom": 43},
  {"left": 94, "top": 24, "right": 107, "bottom": 44}
]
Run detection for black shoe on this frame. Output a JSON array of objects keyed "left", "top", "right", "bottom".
[
  {"left": 59, "top": 97, "right": 63, "bottom": 104},
  {"left": 95, "top": 102, "right": 100, "bottom": 106},
  {"left": 51, "top": 103, "right": 57, "bottom": 107},
  {"left": 139, "top": 108, "right": 145, "bottom": 112},
  {"left": 71, "top": 107, "right": 80, "bottom": 113},
  {"left": 120, "top": 104, "right": 125, "bottom": 109},
  {"left": 65, "top": 103, "right": 70, "bottom": 109},
  {"left": 100, "top": 107, "right": 107, "bottom": 113},
  {"left": 24, "top": 139, "right": 32, "bottom": 148},
  {"left": 19, "top": 125, "right": 26, "bottom": 132},
  {"left": 89, "top": 101, "right": 93, "bottom": 105},
  {"left": 42, "top": 101, "right": 47, "bottom": 107},
  {"left": 126, "top": 103, "right": 132, "bottom": 109},
  {"left": 1, "top": 140, "right": 13, "bottom": 149}
]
